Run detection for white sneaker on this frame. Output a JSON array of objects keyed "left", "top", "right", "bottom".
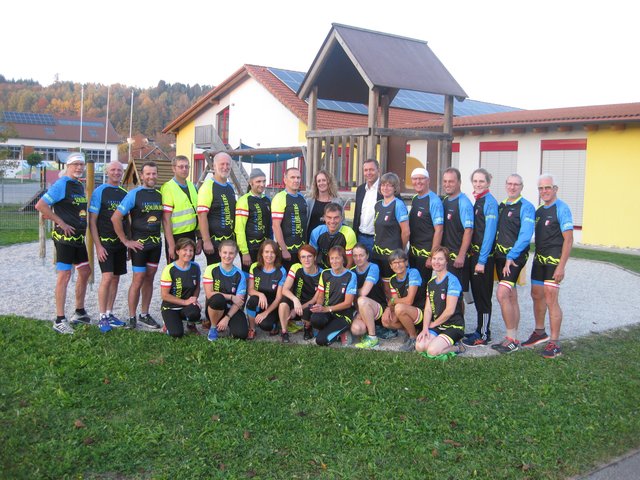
[{"left": 53, "top": 319, "right": 74, "bottom": 335}]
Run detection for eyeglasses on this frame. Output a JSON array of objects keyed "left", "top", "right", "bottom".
[
  {"left": 538, "top": 185, "right": 556, "bottom": 191},
  {"left": 506, "top": 182, "right": 522, "bottom": 187}
]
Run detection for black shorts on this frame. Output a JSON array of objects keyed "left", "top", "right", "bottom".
[
  {"left": 55, "top": 242, "right": 89, "bottom": 270},
  {"left": 131, "top": 244, "right": 162, "bottom": 273},
  {"left": 282, "top": 297, "right": 313, "bottom": 321},
  {"left": 165, "top": 230, "right": 197, "bottom": 262},
  {"left": 434, "top": 315, "right": 465, "bottom": 344},
  {"left": 447, "top": 256, "right": 470, "bottom": 292},
  {"left": 495, "top": 255, "right": 528, "bottom": 287},
  {"left": 531, "top": 261, "right": 558, "bottom": 286},
  {"left": 99, "top": 247, "right": 127, "bottom": 275},
  {"left": 409, "top": 251, "right": 433, "bottom": 286}
]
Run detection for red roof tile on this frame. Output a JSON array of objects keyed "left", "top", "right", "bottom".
[
  {"left": 403, "top": 102, "right": 640, "bottom": 130},
  {"left": 3, "top": 115, "right": 121, "bottom": 143},
  {"left": 163, "top": 64, "right": 440, "bottom": 134}
]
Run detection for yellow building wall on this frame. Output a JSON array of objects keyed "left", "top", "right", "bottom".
[
  {"left": 582, "top": 125, "right": 640, "bottom": 248},
  {"left": 175, "top": 120, "right": 196, "bottom": 160}
]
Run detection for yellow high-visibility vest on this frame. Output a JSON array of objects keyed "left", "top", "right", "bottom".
[{"left": 161, "top": 178, "right": 198, "bottom": 234}]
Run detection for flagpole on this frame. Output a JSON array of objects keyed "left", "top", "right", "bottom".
[
  {"left": 128, "top": 89, "right": 134, "bottom": 163},
  {"left": 79, "top": 84, "right": 84, "bottom": 151},
  {"left": 103, "top": 85, "right": 111, "bottom": 183}
]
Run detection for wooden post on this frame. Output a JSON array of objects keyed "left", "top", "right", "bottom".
[
  {"left": 380, "top": 94, "right": 390, "bottom": 172},
  {"left": 357, "top": 136, "right": 366, "bottom": 185},
  {"left": 39, "top": 211, "right": 46, "bottom": 261},
  {"left": 438, "top": 95, "right": 454, "bottom": 194},
  {"left": 306, "top": 86, "right": 318, "bottom": 190},
  {"left": 85, "top": 160, "right": 95, "bottom": 285},
  {"left": 367, "top": 88, "right": 379, "bottom": 160}
]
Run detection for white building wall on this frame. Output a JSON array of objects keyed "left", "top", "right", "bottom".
[{"left": 191, "top": 77, "right": 303, "bottom": 181}]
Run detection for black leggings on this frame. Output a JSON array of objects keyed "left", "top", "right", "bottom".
[
  {"left": 161, "top": 304, "right": 201, "bottom": 338},
  {"left": 206, "top": 294, "right": 249, "bottom": 339},
  {"left": 246, "top": 295, "right": 279, "bottom": 332},
  {"left": 281, "top": 298, "right": 313, "bottom": 322},
  {"left": 310, "top": 311, "right": 351, "bottom": 346},
  {"left": 469, "top": 254, "right": 494, "bottom": 339}
]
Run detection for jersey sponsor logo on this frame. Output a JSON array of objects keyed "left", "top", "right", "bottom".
[
  {"left": 148, "top": 216, "right": 158, "bottom": 224},
  {"left": 447, "top": 213, "right": 452, "bottom": 220},
  {"left": 341, "top": 287, "right": 346, "bottom": 294},
  {"left": 271, "top": 282, "right": 278, "bottom": 290},
  {"left": 417, "top": 210, "right": 423, "bottom": 217},
  {"left": 441, "top": 293, "right": 446, "bottom": 300},
  {"left": 508, "top": 211, "right": 513, "bottom": 217},
  {"left": 545, "top": 220, "right": 550, "bottom": 226},
  {"left": 79, "top": 209, "right": 87, "bottom": 218},
  {"left": 231, "top": 286, "right": 236, "bottom": 293},
  {"left": 384, "top": 215, "right": 389, "bottom": 221}
]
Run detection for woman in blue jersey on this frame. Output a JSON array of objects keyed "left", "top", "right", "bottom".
[
  {"left": 246, "top": 239, "right": 287, "bottom": 340},
  {"left": 351, "top": 243, "right": 387, "bottom": 349},
  {"left": 380, "top": 249, "right": 424, "bottom": 352},
  {"left": 416, "top": 247, "right": 466, "bottom": 356},
  {"left": 203, "top": 240, "right": 248, "bottom": 341},
  {"left": 309, "top": 246, "right": 357, "bottom": 346},
  {"left": 159, "top": 238, "right": 201, "bottom": 338},
  {"left": 279, "top": 244, "right": 322, "bottom": 341},
  {"left": 371, "top": 173, "right": 410, "bottom": 283}
]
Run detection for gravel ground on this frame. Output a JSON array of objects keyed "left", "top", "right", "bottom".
[{"left": 2, "top": 242, "right": 639, "bottom": 356}]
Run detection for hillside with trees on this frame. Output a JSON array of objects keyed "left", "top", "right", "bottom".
[{"left": 0, "top": 75, "right": 212, "bottom": 153}]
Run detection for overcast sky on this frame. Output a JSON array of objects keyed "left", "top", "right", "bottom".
[{"left": 4, "top": 0, "right": 637, "bottom": 110}]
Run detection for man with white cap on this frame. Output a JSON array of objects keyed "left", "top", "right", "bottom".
[
  {"left": 408, "top": 167, "right": 443, "bottom": 287},
  {"left": 35, "top": 152, "right": 92, "bottom": 334},
  {"left": 235, "top": 168, "right": 272, "bottom": 274}
]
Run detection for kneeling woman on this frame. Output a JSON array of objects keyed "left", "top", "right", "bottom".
[
  {"left": 246, "top": 239, "right": 287, "bottom": 340},
  {"left": 309, "top": 246, "right": 357, "bottom": 346},
  {"left": 160, "top": 237, "right": 202, "bottom": 338},
  {"left": 382, "top": 248, "right": 425, "bottom": 352},
  {"left": 279, "top": 244, "right": 322, "bottom": 342},
  {"left": 203, "top": 240, "right": 248, "bottom": 341},
  {"left": 416, "top": 246, "right": 466, "bottom": 355}
]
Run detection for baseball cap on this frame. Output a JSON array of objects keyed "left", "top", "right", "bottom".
[
  {"left": 249, "top": 168, "right": 266, "bottom": 180},
  {"left": 410, "top": 167, "right": 429, "bottom": 178},
  {"left": 66, "top": 152, "right": 86, "bottom": 164}
]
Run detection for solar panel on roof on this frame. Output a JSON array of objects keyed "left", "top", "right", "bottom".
[
  {"left": 267, "top": 67, "right": 520, "bottom": 117},
  {"left": 57, "top": 119, "right": 104, "bottom": 127},
  {"left": 2, "top": 111, "right": 56, "bottom": 125}
]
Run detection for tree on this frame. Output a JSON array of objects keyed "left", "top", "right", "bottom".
[{"left": 26, "top": 152, "right": 44, "bottom": 178}]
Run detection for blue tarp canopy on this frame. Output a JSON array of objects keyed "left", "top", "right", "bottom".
[{"left": 231, "top": 143, "right": 300, "bottom": 164}]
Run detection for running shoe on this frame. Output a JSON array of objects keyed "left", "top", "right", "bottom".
[
  {"left": 98, "top": 316, "right": 112, "bottom": 333},
  {"left": 399, "top": 337, "right": 416, "bottom": 352},
  {"left": 303, "top": 326, "right": 314, "bottom": 340},
  {"left": 138, "top": 313, "right": 161, "bottom": 329},
  {"left": 355, "top": 335, "right": 379, "bottom": 349},
  {"left": 492, "top": 337, "right": 520, "bottom": 354},
  {"left": 281, "top": 332, "right": 290, "bottom": 343},
  {"left": 127, "top": 316, "right": 137, "bottom": 329},
  {"left": 339, "top": 331, "right": 352, "bottom": 346},
  {"left": 455, "top": 342, "right": 467, "bottom": 355},
  {"left": 542, "top": 342, "right": 562, "bottom": 358},
  {"left": 70, "top": 311, "right": 92, "bottom": 325},
  {"left": 269, "top": 324, "right": 281, "bottom": 336},
  {"left": 186, "top": 323, "right": 200, "bottom": 335},
  {"left": 462, "top": 332, "right": 489, "bottom": 347},
  {"left": 378, "top": 328, "right": 399, "bottom": 340},
  {"left": 53, "top": 319, "right": 74, "bottom": 335},
  {"left": 108, "top": 314, "right": 127, "bottom": 328},
  {"left": 207, "top": 327, "right": 219, "bottom": 342},
  {"left": 521, "top": 331, "right": 550, "bottom": 348},
  {"left": 247, "top": 328, "right": 256, "bottom": 340}
]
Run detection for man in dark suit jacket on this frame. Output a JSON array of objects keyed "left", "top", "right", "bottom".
[{"left": 352, "top": 159, "right": 382, "bottom": 253}]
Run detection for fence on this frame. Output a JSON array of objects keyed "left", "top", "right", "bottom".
[{"left": 0, "top": 178, "right": 47, "bottom": 240}]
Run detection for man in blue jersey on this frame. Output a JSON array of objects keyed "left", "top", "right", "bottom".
[
  {"left": 441, "top": 168, "right": 474, "bottom": 292},
  {"left": 492, "top": 174, "right": 536, "bottom": 354},
  {"left": 35, "top": 152, "right": 91, "bottom": 334},
  {"left": 88, "top": 160, "right": 129, "bottom": 332},
  {"left": 408, "top": 167, "right": 443, "bottom": 287},
  {"left": 112, "top": 162, "right": 163, "bottom": 330},
  {"left": 524, "top": 174, "right": 573, "bottom": 358}
]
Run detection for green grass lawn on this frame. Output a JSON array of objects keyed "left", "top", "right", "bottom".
[
  {"left": 571, "top": 247, "right": 640, "bottom": 274},
  {"left": 0, "top": 207, "right": 40, "bottom": 245},
  {"left": 1, "top": 316, "right": 639, "bottom": 479}
]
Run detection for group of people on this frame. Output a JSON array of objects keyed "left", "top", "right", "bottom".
[{"left": 36, "top": 152, "right": 573, "bottom": 358}]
